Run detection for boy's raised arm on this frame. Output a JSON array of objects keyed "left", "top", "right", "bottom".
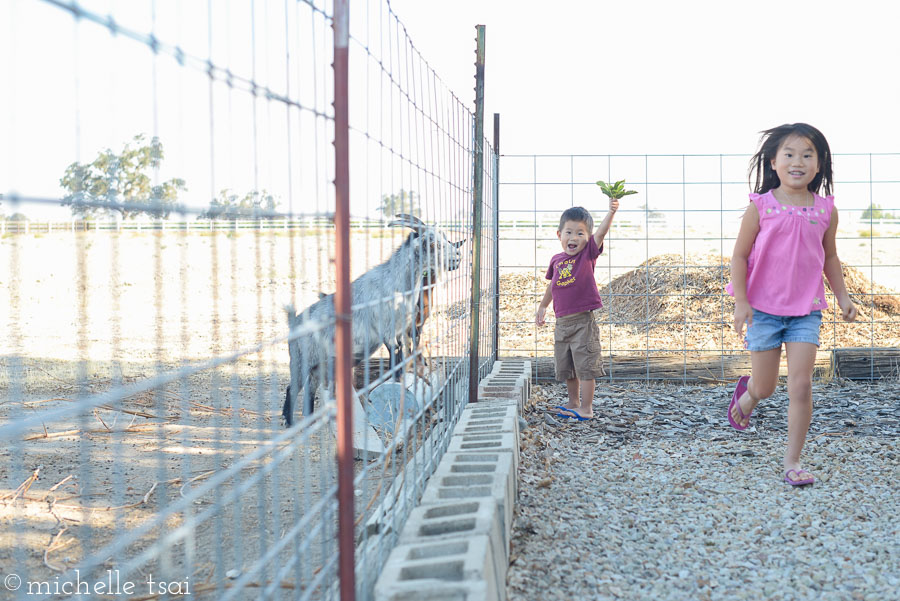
[{"left": 593, "top": 198, "right": 619, "bottom": 248}]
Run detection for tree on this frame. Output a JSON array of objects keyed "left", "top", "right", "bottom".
[
  {"left": 637, "top": 204, "right": 665, "bottom": 220},
  {"left": 60, "top": 134, "right": 186, "bottom": 219},
  {"left": 861, "top": 203, "right": 894, "bottom": 221},
  {"left": 378, "top": 190, "right": 420, "bottom": 218},
  {"left": 199, "top": 189, "right": 279, "bottom": 220}
]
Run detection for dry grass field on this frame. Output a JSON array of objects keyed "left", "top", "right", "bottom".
[{"left": 0, "top": 229, "right": 468, "bottom": 594}]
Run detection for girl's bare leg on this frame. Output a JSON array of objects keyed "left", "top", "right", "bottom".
[
  {"left": 731, "top": 347, "right": 781, "bottom": 427},
  {"left": 784, "top": 342, "right": 817, "bottom": 476}
]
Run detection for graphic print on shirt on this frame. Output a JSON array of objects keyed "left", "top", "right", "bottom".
[{"left": 556, "top": 258, "right": 576, "bottom": 287}]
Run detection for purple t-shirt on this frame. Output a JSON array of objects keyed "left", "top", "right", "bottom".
[{"left": 545, "top": 236, "right": 603, "bottom": 317}]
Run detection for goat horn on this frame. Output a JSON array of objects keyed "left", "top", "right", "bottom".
[
  {"left": 388, "top": 213, "right": 427, "bottom": 230},
  {"left": 394, "top": 213, "right": 427, "bottom": 226}
]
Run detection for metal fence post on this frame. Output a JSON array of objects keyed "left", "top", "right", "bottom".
[
  {"left": 333, "top": 1, "right": 355, "bottom": 600},
  {"left": 492, "top": 113, "right": 500, "bottom": 364},
  {"left": 468, "top": 25, "right": 486, "bottom": 404}
]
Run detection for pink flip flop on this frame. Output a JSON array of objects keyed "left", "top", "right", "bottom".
[
  {"left": 784, "top": 469, "right": 815, "bottom": 486},
  {"left": 727, "top": 375, "right": 752, "bottom": 431}
]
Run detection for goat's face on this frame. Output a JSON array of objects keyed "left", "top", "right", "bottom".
[
  {"left": 420, "top": 229, "right": 465, "bottom": 275},
  {"left": 389, "top": 213, "right": 465, "bottom": 276}
]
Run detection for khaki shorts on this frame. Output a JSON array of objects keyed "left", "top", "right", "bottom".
[{"left": 554, "top": 310, "right": 605, "bottom": 381}]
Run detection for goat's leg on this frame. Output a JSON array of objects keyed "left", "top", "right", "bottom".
[
  {"left": 302, "top": 372, "right": 316, "bottom": 417},
  {"left": 284, "top": 338, "right": 301, "bottom": 427},
  {"left": 407, "top": 322, "right": 430, "bottom": 377},
  {"left": 282, "top": 376, "right": 303, "bottom": 427},
  {"left": 282, "top": 385, "right": 293, "bottom": 426},
  {"left": 383, "top": 341, "right": 395, "bottom": 380},
  {"left": 388, "top": 338, "right": 405, "bottom": 382},
  {"left": 283, "top": 371, "right": 313, "bottom": 427}
]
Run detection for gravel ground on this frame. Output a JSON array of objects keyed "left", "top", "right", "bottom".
[{"left": 508, "top": 379, "right": 899, "bottom": 601}]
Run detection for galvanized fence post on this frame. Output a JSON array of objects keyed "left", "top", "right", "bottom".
[
  {"left": 492, "top": 113, "right": 500, "bottom": 364},
  {"left": 333, "top": 1, "right": 355, "bottom": 600},
  {"left": 468, "top": 25, "right": 486, "bottom": 404}
]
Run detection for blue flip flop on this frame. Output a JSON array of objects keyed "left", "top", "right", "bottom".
[{"left": 554, "top": 408, "right": 591, "bottom": 421}]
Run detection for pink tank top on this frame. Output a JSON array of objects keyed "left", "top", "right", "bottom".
[{"left": 727, "top": 190, "right": 834, "bottom": 316}]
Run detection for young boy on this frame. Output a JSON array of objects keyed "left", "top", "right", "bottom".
[{"left": 535, "top": 200, "right": 618, "bottom": 420}]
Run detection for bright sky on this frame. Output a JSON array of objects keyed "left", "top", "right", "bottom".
[
  {"left": 3, "top": 0, "right": 900, "bottom": 220},
  {"left": 388, "top": 0, "right": 900, "bottom": 156}
]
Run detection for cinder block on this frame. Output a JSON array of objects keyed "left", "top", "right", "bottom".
[
  {"left": 375, "top": 578, "right": 493, "bottom": 601},
  {"left": 443, "top": 451, "right": 517, "bottom": 505},
  {"left": 477, "top": 385, "right": 525, "bottom": 412},
  {"left": 465, "top": 401, "right": 518, "bottom": 415},
  {"left": 420, "top": 453, "right": 516, "bottom": 549},
  {"left": 468, "top": 396, "right": 518, "bottom": 409},
  {"left": 486, "top": 366, "right": 530, "bottom": 398},
  {"left": 400, "top": 499, "right": 501, "bottom": 544},
  {"left": 398, "top": 498, "right": 507, "bottom": 590},
  {"left": 480, "top": 366, "right": 529, "bottom": 395},
  {"left": 469, "top": 402, "right": 519, "bottom": 419},
  {"left": 465, "top": 402, "right": 517, "bottom": 415},
  {"left": 375, "top": 535, "right": 502, "bottom": 601},
  {"left": 478, "top": 383, "right": 523, "bottom": 397},
  {"left": 491, "top": 360, "right": 531, "bottom": 378},
  {"left": 455, "top": 413, "right": 517, "bottom": 437},
  {"left": 478, "top": 384, "right": 519, "bottom": 396},
  {"left": 453, "top": 417, "right": 518, "bottom": 438},
  {"left": 446, "top": 431, "right": 518, "bottom": 471},
  {"left": 481, "top": 377, "right": 528, "bottom": 398},
  {"left": 482, "top": 374, "right": 526, "bottom": 385}
]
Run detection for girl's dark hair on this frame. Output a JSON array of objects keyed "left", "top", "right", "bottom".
[
  {"left": 559, "top": 206, "right": 593, "bottom": 231},
  {"left": 749, "top": 123, "right": 834, "bottom": 196}
]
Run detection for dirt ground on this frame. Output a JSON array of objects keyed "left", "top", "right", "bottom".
[
  {"left": 0, "top": 230, "right": 458, "bottom": 599},
  {"left": 0, "top": 228, "right": 896, "bottom": 598}
]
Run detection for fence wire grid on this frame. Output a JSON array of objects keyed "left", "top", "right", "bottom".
[
  {"left": 498, "top": 153, "right": 900, "bottom": 383},
  {"left": 4, "top": 1, "right": 899, "bottom": 600},
  {"left": 2, "top": 1, "right": 496, "bottom": 600}
]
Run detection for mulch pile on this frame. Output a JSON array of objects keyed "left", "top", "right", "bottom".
[{"left": 500, "top": 254, "right": 900, "bottom": 353}]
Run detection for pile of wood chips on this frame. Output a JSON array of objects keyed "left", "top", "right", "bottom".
[{"left": 499, "top": 254, "right": 900, "bottom": 354}]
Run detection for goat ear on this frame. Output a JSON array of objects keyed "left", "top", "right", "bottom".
[{"left": 452, "top": 239, "right": 466, "bottom": 248}]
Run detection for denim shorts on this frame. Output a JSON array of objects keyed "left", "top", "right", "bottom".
[{"left": 744, "top": 309, "right": 822, "bottom": 351}]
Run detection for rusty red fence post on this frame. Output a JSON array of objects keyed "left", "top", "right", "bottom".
[{"left": 333, "top": 1, "right": 355, "bottom": 600}]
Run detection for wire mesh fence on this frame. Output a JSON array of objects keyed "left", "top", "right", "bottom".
[
  {"left": 498, "top": 153, "right": 900, "bottom": 383},
  {"left": 2, "top": 1, "right": 496, "bottom": 600}
]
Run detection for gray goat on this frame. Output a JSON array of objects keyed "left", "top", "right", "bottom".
[{"left": 282, "top": 214, "right": 464, "bottom": 426}]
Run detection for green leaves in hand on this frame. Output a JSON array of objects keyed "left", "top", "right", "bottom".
[{"left": 595, "top": 179, "right": 638, "bottom": 200}]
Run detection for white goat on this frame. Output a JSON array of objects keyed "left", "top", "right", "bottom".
[{"left": 282, "top": 214, "right": 464, "bottom": 426}]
